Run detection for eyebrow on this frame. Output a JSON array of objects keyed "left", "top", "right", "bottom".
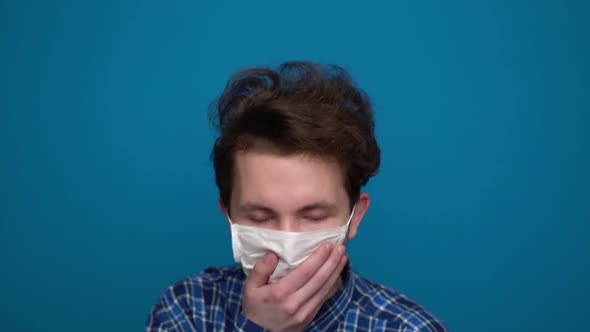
[
  {"left": 297, "top": 202, "right": 338, "bottom": 214},
  {"left": 238, "top": 203, "right": 276, "bottom": 215},
  {"left": 237, "top": 201, "right": 338, "bottom": 215}
]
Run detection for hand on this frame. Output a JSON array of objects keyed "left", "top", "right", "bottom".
[{"left": 241, "top": 243, "right": 348, "bottom": 332}]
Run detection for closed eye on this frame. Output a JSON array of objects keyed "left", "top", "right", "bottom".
[
  {"left": 303, "top": 215, "right": 329, "bottom": 222},
  {"left": 249, "top": 216, "right": 273, "bottom": 223}
]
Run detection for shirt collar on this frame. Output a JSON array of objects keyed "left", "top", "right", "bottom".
[{"left": 308, "top": 261, "right": 356, "bottom": 329}]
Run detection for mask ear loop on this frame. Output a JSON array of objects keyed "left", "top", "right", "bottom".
[
  {"left": 226, "top": 214, "right": 242, "bottom": 262},
  {"left": 339, "top": 204, "right": 357, "bottom": 282},
  {"left": 342, "top": 204, "right": 357, "bottom": 246}
]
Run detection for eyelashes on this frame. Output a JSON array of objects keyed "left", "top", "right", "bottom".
[
  {"left": 247, "top": 215, "right": 329, "bottom": 224},
  {"left": 249, "top": 216, "right": 272, "bottom": 223},
  {"left": 303, "top": 215, "right": 329, "bottom": 222}
]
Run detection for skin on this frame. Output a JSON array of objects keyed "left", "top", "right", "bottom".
[{"left": 218, "top": 149, "right": 370, "bottom": 331}]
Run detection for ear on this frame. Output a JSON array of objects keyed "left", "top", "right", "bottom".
[{"left": 347, "top": 192, "right": 370, "bottom": 240}]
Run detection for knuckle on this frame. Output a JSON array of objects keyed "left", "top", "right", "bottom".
[
  {"left": 283, "top": 302, "right": 299, "bottom": 316},
  {"left": 316, "top": 269, "right": 330, "bottom": 282},
  {"left": 294, "top": 310, "right": 308, "bottom": 324},
  {"left": 299, "top": 268, "right": 313, "bottom": 280},
  {"left": 272, "top": 289, "right": 288, "bottom": 302}
]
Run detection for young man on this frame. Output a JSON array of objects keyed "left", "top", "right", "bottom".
[{"left": 146, "top": 62, "right": 447, "bottom": 331}]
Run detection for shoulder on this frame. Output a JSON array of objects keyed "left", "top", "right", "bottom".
[
  {"left": 351, "top": 273, "right": 448, "bottom": 332},
  {"left": 159, "top": 264, "right": 242, "bottom": 304},
  {"left": 145, "top": 264, "right": 244, "bottom": 330}
]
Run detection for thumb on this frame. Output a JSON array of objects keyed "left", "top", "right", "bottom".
[{"left": 246, "top": 251, "right": 278, "bottom": 288}]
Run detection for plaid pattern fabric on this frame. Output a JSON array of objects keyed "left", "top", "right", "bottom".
[{"left": 146, "top": 263, "right": 447, "bottom": 331}]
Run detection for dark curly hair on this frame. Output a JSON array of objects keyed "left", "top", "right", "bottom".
[{"left": 210, "top": 61, "right": 380, "bottom": 211}]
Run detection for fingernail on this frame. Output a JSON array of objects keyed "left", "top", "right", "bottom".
[{"left": 324, "top": 243, "right": 333, "bottom": 251}]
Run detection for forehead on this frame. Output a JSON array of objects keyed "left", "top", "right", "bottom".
[{"left": 231, "top": 150, "right": 348, "bottom": 209}]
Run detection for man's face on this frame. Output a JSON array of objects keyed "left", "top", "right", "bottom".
[{"left": 226, "top": 150, "right": 361, "bottom": 234}]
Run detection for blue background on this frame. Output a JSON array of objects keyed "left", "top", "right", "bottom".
[{"left": 1, "top": 1, "right": 588, "bottom": 331}]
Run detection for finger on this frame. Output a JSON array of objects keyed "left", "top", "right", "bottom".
[
  {"left": 273, "top": 242, "right": 334, "bottom": 294},
  {"left": 246, "top": 251, "right": 278, "bottom": 289},
  {"left": 299, "top": 253, "right": 348, "bottom": 316},
  {"left": 293, "top": 244, "right": 346, "bottom": 304}
]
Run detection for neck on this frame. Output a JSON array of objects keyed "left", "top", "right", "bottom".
[{"left": 325, "top": 276, "right": 343, "bottom": 300}]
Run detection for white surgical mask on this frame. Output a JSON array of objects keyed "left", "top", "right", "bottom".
[{"left": 227, "top": 205, "right": 356, "bottom": 283}]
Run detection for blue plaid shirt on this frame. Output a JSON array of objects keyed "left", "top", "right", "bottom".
[{"left": 146, "top": 263, "right": 447, "bottom": 331}]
